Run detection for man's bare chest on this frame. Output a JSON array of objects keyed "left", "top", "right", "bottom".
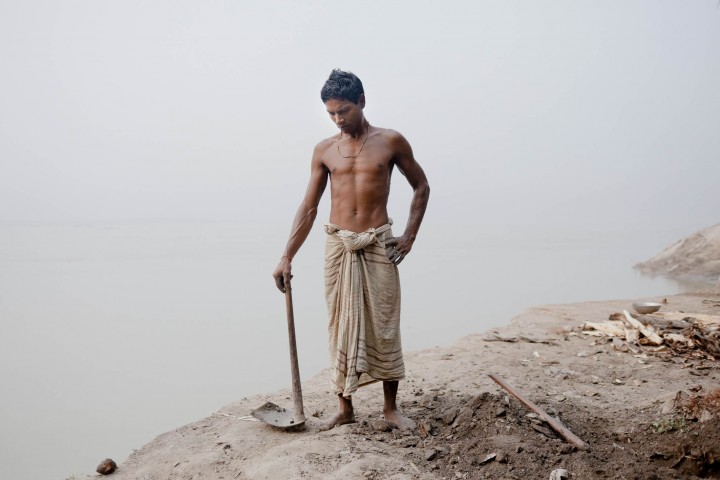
[{"left": 324, "top": 144, "right": 394, "bottom": 179}]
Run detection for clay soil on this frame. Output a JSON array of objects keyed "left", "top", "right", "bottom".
[{"left": 83, "top": 292, "right": 720, "bottom": 480}]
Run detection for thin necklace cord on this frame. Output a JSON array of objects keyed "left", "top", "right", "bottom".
[{"left": 337, "top": 125, "right": 370, "bottom": 158}]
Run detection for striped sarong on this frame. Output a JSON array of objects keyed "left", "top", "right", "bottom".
[{"left": 324, "top": 222, "right": 405, "bottom": 398}]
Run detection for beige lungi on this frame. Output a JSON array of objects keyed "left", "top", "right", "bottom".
[{"left": 324, "top": 222, "right": 405, "bottom": 398}]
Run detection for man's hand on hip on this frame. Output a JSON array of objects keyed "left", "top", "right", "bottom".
[{"left": 385, "top": 235, "right": 414, "bottom": 265}]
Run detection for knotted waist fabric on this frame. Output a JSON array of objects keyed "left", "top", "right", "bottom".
[{"left": 324, "top": 222, "right": 404, "bottom": 397}]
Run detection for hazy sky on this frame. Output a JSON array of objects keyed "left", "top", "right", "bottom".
[{"left": 1, "top": 1, "right": 718, "bottom": 236}]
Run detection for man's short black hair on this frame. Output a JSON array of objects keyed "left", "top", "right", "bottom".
[{"left": 320, "top": 69, "right": 364, "bottom": 104}]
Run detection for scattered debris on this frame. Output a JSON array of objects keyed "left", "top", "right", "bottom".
[
  {"left": 580, "top": 308, "right": 720, "bottom": 363},
  {"left": 664, "top": 387, "right": 720, "bottom": 422},
  {"left": 482, "top": 333, "right": 558, "bottom": 344}
]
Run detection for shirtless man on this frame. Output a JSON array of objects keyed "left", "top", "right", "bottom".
[{"left": 273, "top": 69, "right": 429, "bottom": 431}]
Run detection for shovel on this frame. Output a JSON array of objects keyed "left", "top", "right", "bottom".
[{"left": 251, "top": 278, "right": 306, "bottom": 429}]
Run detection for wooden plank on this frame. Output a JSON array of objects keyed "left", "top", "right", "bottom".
[{"left": 623, "top": 310, "right": 663, "bottom": 345}]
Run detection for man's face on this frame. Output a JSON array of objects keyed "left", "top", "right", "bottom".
[{"left": 324, "top": 96, "right": 365, "bottom": 132}]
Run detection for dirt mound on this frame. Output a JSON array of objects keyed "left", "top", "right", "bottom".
[
  {"left": 339, "top": 388, "right": 720, "bottom": 480},
  {"left": 635, "top": 224, "right": 720, "bottom": 284}
]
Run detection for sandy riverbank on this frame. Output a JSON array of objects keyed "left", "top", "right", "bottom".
[{"left": 77, "top": 291, "right": 720, "bottom": 480}]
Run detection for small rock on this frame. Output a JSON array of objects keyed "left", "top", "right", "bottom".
[
  {"left": 531, "top": 422, "right": 558, "bottom": 439},
  {"left": 443, "top": 407, "right": 460, "bottom": 425},
  {"left": 479, "top": 453, "right": 496, "bottom": 465},
  {"left": 371, "top": 420, "right": 392, "bottom": 432},
  {"left": 96, "top": 458, "right": 117, "bottom": 475},
  {"left": 496, "top": 452, "right": 509, "bottom": 463},
  {"left": 550, "top": 468, "right": 569, "bottom": 480},
  {"left": 515, "top": 445, "right": 523, "bottom": 453},
  {"left": 495, "top": 408, "right": 507, "bottom": 417},
  {"left": 700, "top": 410, "right": 715, "bottom": 423},
  {"left": 418, "top": 420, "right": 430, "bottom": 438},
  {"left": 398, "top": 437, "right": 419, "bottom": 448},
  {"left": 425, "top": 448, "right": 438, "bottom": 461},
  {"left": 559, "top": 444, "right": 574, "bottom": 454}
]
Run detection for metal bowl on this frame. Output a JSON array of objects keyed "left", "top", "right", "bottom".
[{"left": 632, "top": 302, "right": 662, "bottom": 315}]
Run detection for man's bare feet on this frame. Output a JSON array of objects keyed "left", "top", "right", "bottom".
[
  {"left": 384, "top": 408, "right": 416, "bottom": 431},
  {"left": 318, "top": 410, "right": 356, "bottom": 431},
  {"left": 318, "top": 394, "right": 356, "bottom": 431},
  {"left": 382, "top": 380, "right": 416, "bottom": 431}
]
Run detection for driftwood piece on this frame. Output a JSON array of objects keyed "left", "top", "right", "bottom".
[
  {"left": 612, "top": 337, "right": 628, "bottom": 352},
  {"left": 581, "top": 331, "right": 612, "bottom": 337},
  {"left": 582, "top": 321, "right": 625, "bottom": 337},
  {"left": 638, "top": 315, "right": 691, "bottom": 329},
  {"left": 652, "top": 312, "right": 720, "bottom": 327},
  {"left": 625, "top": 327, "right": 640, "bottom": 345},
  {"left": 488, "top": 374, "right": 589, "bottom": 451},
  {"left": 482, "top": 333, "right": 518, "bottom": 342},
  {"left": 623, "top": 310, "right": 663, "bottom": 345},
  {"left": 684, "top": 326, "right": 720, "bottom": 357},
  {"left": 664, "top": 333, "right": 691, "bottom": 345},
  {"left": 483, "top": 333, "right": 557, "bottom": 344}
]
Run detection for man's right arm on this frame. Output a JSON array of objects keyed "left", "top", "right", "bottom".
[{"left": 272, "top": 145, "right": 329, "bottom": 293}]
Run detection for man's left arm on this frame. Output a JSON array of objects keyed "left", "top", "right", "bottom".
[{"left": 386, "top": 131, "right": 430, "bottom": 265}]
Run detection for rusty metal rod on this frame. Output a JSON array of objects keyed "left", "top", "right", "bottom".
[{"left": 489, "top": 374, "right": 589, "bottom": 451}]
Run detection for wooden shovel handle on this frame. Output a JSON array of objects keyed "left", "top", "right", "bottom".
[{"left": 285, "top": 280, "right": 306, "bottom": 423}]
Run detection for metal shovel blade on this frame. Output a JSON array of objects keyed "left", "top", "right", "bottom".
[
  {"left": 250, "top": 280, "right": 306, "bottom": 430},
  {"left": 251, "top": 401, "right": 306, "bottom": 429}
]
